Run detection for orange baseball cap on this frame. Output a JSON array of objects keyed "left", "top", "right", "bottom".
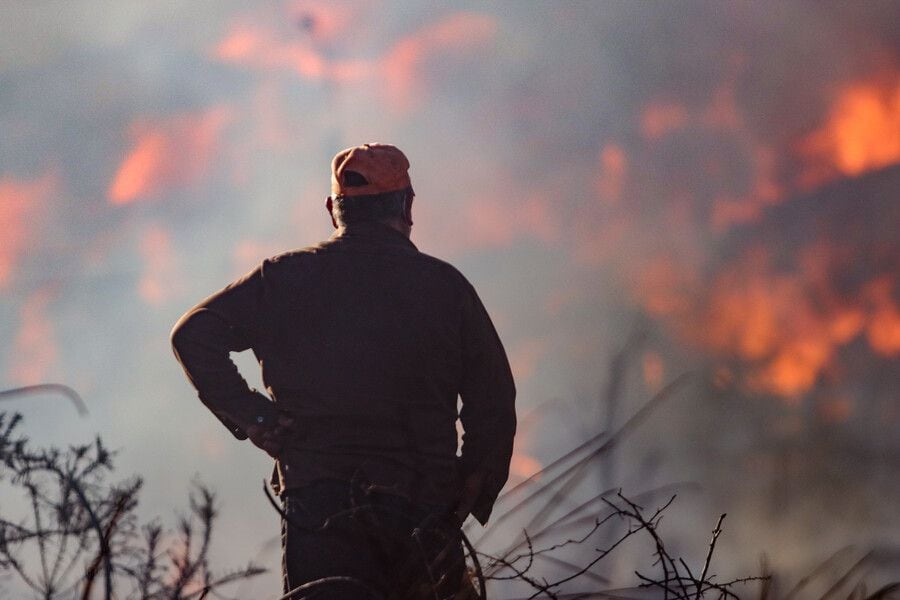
[{"left": 331, "top": 143, "right": 412, "bottom": 197}]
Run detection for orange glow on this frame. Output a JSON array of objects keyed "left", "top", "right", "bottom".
[
  {"left": 710, "top": 146, "right": 782, "bottom": 232},
  {"left": 828, "top": 308, "right": 866, "bottom": 344},
  {"left": 633, "top": 246, "right": 900, "bottom": 400},
  {"left": 509, "top": 420, "right": 542, "bottom": 481},
  {"left": 509, "top": 452, "right": 542, "bottom": 480},
  {"left": 543, "top": 288, "right": 581, "bottom": 317},
  {"left": 215, "top": 24, "right": 368, "bottom": 82},
  {"left": 751, "top": 339, "right": 831, "bottom": 402},
  {"left": 0, "top": 173, "right": 55, "bottom": 288},
  {"left": 215, "top": 12, "right": 496, "bottom": 112},
  {"left": 818, "top": 396, "right": 854, "bottom": 423},
  {"left": 216, "top": 1, "right": 359, "bottom": 77},
  {"left": 9, "top": 286, "right": 58, "bottom": 386},
  {"left": 686, "top": 254, "right": 841, "bottom": 398},
  {"left": 199, "top": 430, "right": 226, "bottom": 459},
  {"left": 702, "top": 78, "right": 742, "bottom": 130},
  {"left": 215, "top": 27, "right": 261, "bottom": 62},
  {"left": 508, "top": 338, "right": 547, "bottom": 381},
  {"left": 232, "top": 239, "right": 282, "bottom": 276},
  {"left": 287, "top": 0, "right": 356, "bottom": 43},
  {"left": 632, "top": 256, "right": 696, "bottom": 318},
  {"left": 642, "top": 351, "right": 665, "bottom": 390},
  {"left": 865, "top": 277, "right": 900, "bottom": 356},
  {"left": 595, "top": 144, "right": 627, "bottom": 204},
  {"left": 138, "top": 224, "right": 179, "bottom": 306},
  {"left": 702, "top": 264, "right": 783, "bottom": 359},
  {"left": 464, "top": 192, "right": 559, "bottom": 248},
  {"left": 640, "top": 102, "right": 688, "bottom": 140},
  {"left": 380, "top": 12, "right": 496, "bottom": 111},
  {"left": 109, "top": 106, "right": 232, "bottom": 204},
  {"left": 798, "top": 77, "right": 900, "bottom": 188}
]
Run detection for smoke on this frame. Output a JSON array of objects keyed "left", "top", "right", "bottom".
[
  {"left": 109, "top": 106, "right": 233, "bottom": 204},
  {"left": 2, "top": 0, "right": 900, "bottom": 594},
  {"left": 0, "top": 173, "right": 55, "bottom": 289}
]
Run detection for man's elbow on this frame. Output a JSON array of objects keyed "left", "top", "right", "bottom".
[{"left": 169, "top": 309, "right": 202, "bottom": 357}]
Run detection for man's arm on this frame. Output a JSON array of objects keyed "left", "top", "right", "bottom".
[
  {"left": 170, "top": 265, "right": 280, "bottom": 443},
  {"left": 457, "top": 282, "right": 517, "bottom": 525}
]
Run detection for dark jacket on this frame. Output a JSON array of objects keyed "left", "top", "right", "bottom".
[{"left": 170, "top": 221, "right": 516, "bottom": 524}]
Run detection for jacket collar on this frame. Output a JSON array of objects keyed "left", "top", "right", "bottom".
[{"left": 328, "top": 221, "right": 419, "bottom": 252}]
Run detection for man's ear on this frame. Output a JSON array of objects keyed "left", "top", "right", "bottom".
[
  {"left": 326, "top": 196, "right": 338, "bottom": 229},
  {"left": 403, "top": 193, "right": 414, "bottom": 227}
]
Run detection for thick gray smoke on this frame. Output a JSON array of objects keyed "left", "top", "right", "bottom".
[{"left": 2, "top": 1, "right": 899, "bottom": 595}]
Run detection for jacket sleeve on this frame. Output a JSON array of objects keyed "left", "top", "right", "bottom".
[
  {"left": 170, "top": 264, "right": 275, "bottom": 439},
  {"left": 458, "top": 281, "right": 517, "bottom": 525}
]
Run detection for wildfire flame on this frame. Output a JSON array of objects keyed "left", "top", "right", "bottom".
[
  {"left": 109, "top": 106, "right": 232, "bottom": 204},
  {"left": 214, "top": 11, "right": 496, "bottom": 112},
  {"left": 798, "top": 76, "right": 900, "bottom": 189},
  {"left": 637, "top": 240, "right": 900, "bottom": 401}
]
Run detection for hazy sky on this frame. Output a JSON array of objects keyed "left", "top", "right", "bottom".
[{"left": 2, "top": 1, "right": 899, "bottom": 596}]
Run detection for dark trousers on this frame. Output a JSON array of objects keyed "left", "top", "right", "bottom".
[{"left": 281, "top": 479, "right": 466, "bottom": 600}]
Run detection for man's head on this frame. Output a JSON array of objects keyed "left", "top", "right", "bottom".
[{"left": 326, "top": 143, "right": 415, "bottom": 236}]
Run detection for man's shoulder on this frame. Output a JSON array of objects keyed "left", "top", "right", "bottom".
[
  {"left": 261, "top": 244, "right": 472, "bottom": 288},
  {"left": 264, "top": 245, "right": 325, "bottom": 263},
  {"left": 414, "top": 251, "right": 470, "bottom": 282}
]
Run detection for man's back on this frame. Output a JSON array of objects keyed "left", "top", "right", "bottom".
[{"left": 172, "top": 220, "right": 516, "bottom": 521}]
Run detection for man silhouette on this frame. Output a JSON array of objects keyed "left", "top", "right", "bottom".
[{"left": 171, "top": 143, "right": 516, "bottom": 598}]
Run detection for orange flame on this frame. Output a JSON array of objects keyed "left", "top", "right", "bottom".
[
  {"left": 109, "top": 106, "right": 232, "bottom": 204},
  {"left": 215, "top": 25, "right": 357, "bottom": 81},
  {"left": 214, "top": 12, "right": 496, "bottom": 112},
  {"left": 634, "top": 244, "right": 898, "bottom": 402},
  {"left": 865, "top": 277, "right": 900, "bottom": 356},
  {"left": 798, "top": 76, "right": 900, "bottom": 189}
]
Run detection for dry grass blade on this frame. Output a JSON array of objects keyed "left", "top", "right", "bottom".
[{"left": 0, "top": 384, "right": 88, "bottom": 415}]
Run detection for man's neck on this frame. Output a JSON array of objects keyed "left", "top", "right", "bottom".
[{"left": 340, "top": 219, "right": 410, "bottom": 239}]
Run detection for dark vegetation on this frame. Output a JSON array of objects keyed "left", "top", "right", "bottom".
[{"left": 1, "top": 382, "right": 898, "bottom": 599}]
